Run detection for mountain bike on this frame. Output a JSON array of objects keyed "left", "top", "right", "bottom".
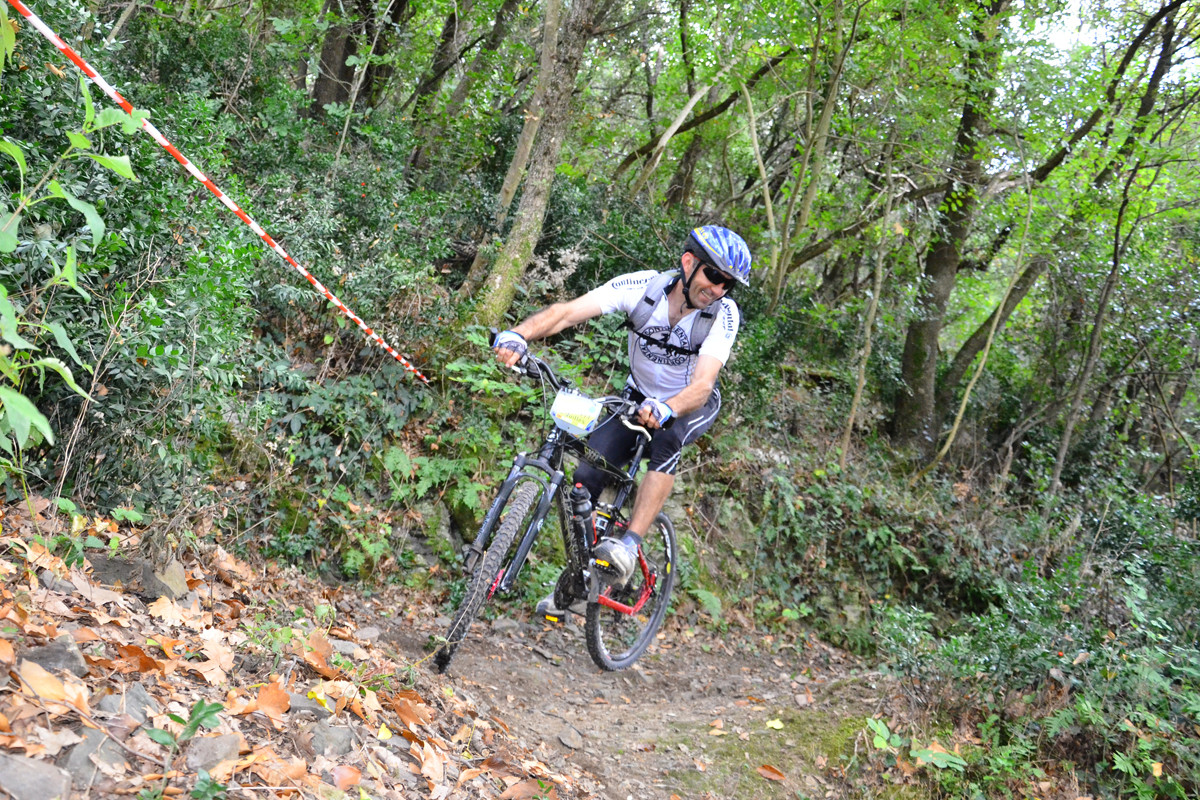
[{"left": 433, "top": 341, "right": 678, "bottom": 674}]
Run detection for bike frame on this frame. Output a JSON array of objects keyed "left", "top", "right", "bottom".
[{"left": 466, "top": 406, "right": 658, "bottom": 616}]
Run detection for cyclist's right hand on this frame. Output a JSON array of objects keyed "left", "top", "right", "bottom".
[{"left": 493, "top": 329, "right": 528, "bottom": 368}]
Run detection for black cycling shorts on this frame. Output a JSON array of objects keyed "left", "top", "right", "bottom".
[{"left": 573, "top": 386, "right": 721, "bottom": 499}]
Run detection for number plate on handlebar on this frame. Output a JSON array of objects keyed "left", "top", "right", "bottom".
[{"left": 550, "top": 389, "right": 603, "bottom": 436}]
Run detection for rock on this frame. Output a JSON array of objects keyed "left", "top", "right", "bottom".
[
  {"left": 491, "top": 618, "right": 520, "bottom": 635},
  {"left": 304, "top": 720, "right": 355, "bottom": 757},
  {"left": 61, "top": 728, "right": 127, "bottom": 786},
  {"left": 185, "top": 734, "right": 242, "bottom": 772},
  {"left": 38, "top": 570, "right": 75, "bottom": 594},
  {"left": 0, "top": 752, "right": 73, "bottom": 800},
  {"left": 86, "top": 553, "right": 187, "bottom": 600},
  {"left": 142, "top": 559, "right": 188, "bottom": 600},
  {"left": 23, "top": 635, "right": 88, "bottom": 677},
  {"left": 288, "top": 691, "right": 333, "bottom": 720},
  {"left": 372, "top": 746, "right": 410, "bottom": 779},
  {"left": 330, "top": 639, "right": 359, "bottom": 656},
  {"left": 86, "top": 553, "right": 138, "bottom": 589},
  {"left": 557, "top": 727, "right": 583, "bottom": 749},
  {"left": 96, "top": 682, "right": 160, "bottom": 724},
  {"left": 356, "top": 626, "right": 381, "bottom": 642}
]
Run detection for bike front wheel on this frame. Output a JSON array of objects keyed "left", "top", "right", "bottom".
[
  {"left": 434, "top": 480, "right": 541, "bottom": 673},
  {"left": 585, "top": 512, "right": 677, "bottom": 671}
]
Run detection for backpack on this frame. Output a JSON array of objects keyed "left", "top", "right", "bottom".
[{"left": 623, "top": 270, "right": 726, "bottom": 357}]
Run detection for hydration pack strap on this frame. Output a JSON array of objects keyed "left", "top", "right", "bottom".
[{"left": 623, "top": 270, "right": 721, "bottom": 357}]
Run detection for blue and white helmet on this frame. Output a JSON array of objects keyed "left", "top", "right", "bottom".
[{"left": 686, "top": 225, "right": 752, "bottom": 286}]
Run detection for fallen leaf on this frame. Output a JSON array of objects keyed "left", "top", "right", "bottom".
[
  {"left": 114, "top": 644, "right": 165, "bottom": 675},
  {"left": 1152, "top": 763, "right": 1163, "bottom": 778},
  {"left": 256, "top": 681, "right": 290, "bottom": 726},
  {"left": 18, "top": 660, "right": 67, "bottom": 701},
  {"left": 33, "top": 726, "right": 83, "bottom": 755},
  {"left": 69, "top": 569, "right": 125, "bottom": 606},
  {"left": 330, "top": 765, "right": 361, "bottom": 790},
  {"left": 393, "top": 696, "right": 435, "bottom": 730},
  {"left": 766, "top": 718, "right": 784, "bottom": 730},
  {"left": 378, "top": 723, "right": 393, "bottom": 740},
  {"left": 692, "top": 758, "right": 706, "bottom": 772},
  {"left": 411, "top": 740, "right": 445, "bottom": 784},
  {"left": 457, "top": 767, "right": 485, "bottom": 786},
  {"left": 499, "top": 780, "right": 557, "bottom": 799},
  {"left": 757, "top": 764, "right": 786, "bottom": 781},
  {"left": 708, "top": 728, "right": 728, "bottom": 736},
  {"left": 0, "top": 638, "right": 13, "bottom": 665}
]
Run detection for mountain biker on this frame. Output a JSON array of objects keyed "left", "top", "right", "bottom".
[{"left": 493, "top": 225, "right": 751, "bottom": 617}]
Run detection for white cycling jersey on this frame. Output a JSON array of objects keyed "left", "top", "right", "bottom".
[{"left": 586, "top": 270, "right": 740, "bottom": 399}]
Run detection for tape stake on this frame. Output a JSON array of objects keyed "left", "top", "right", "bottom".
[{"left": 5, "top": 0, "right": 429, "bottom": 383}]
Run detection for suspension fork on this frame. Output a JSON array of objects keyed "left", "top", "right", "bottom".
[
  {"left": 465, "top": 449, "right": 555, "bottom": 566},
  {"left": 494, "top": 468, "right": 563, "bottom": 593}
]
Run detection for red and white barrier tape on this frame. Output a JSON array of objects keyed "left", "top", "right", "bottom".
[{"left": 5, "top": 0, "right": 429, "bottom": 384}]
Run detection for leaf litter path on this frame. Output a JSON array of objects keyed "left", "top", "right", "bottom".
[
  {"left": 0, "top": 500, "right": 889, "bottom": 799},
  {"left": 385, "top": 597, "right": 889, "bottom": 800}
]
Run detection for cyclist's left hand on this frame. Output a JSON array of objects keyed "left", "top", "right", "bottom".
[{"left": 637, "top": 398, "right": 672, "bottom": 429}]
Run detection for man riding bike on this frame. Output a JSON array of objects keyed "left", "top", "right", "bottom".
[{"left": 493, "top": 225, "right": 751, "bottom": 617}]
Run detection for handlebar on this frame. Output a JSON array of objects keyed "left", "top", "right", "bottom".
[{"left": 489, "top": 328, "right": 653, "bottom": 440}]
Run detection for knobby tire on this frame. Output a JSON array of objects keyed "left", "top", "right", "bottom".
[
  {"left": 434, "top": 481, "right": 541, "bottom": 673},
  {"left": 585, "top": 512, "right": 677, "bottom": 671}
]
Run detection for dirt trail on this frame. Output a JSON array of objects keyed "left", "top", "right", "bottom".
[{"left": 385, "top": 606, "right": 887, "bottom": 799}]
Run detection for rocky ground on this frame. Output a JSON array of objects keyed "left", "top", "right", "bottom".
[
  {"left": 393, "top": 607, "right": 892, "bottom": 800},
  {"left": 0, "top": 500, "right": 907, "bottom": 800}
]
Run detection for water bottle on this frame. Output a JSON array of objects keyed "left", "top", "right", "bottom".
[
  {"left": 570, "top": 483, "right": 592, "bottom": 517},
  {"left": 570, "top": 484, "right": 593, "bottom": 545}
]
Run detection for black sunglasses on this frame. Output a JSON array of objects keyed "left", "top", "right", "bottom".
[{"left": 701, "top": 263, "right": 736, "bottom": 289}]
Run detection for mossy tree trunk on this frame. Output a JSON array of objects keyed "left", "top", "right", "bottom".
[
  {"left": 472, "top": 0, "right": 613, "bottom": 324},
  {"left": 892, "top": 0, "right": 1009, "bottom": 457}
]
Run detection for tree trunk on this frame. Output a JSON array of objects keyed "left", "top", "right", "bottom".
[
  {"left": 664, "top": 132, "right": 704, "bottom": 209},
  {"left": 473, "top": 0, "right": 613, "bottom": 323},
  {"left": 766, "top": 0, "right": 857, "bottom": 315},
  {"left": 444, "top": 0, "right": 521, "bottom": 118},
  {"left": 932, "top": 0, "right": 1187, "bottom": 427},
  {"left": 363, "top": 0, "right": 414, "bottom": 106},
  {"left": 1046, "top": 175, "right": 1137, "bottom": 500},
  {"left": 409, "top": 0, "right": 477, "bottom": 119},
  {"left": 892, "top": 0, "right": 1009, "bottom": 456},
  {"left": 611, "top": 51, "right": 790, "bottom": 181},
  {"left": 459, "top": 0, "right": 563, "bottom": 298},
  {"left": 311, "top": 0, "right": 373, "bottom": 115}
]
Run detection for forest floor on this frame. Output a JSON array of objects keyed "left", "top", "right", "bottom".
[
  {"left": 0, "top": 501, "right": 914, "bottom": 800},
  {"left": 389, "top": 598, "right": 898, "bottom": 800}
]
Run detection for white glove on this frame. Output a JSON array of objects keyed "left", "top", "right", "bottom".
[
  {"left": 494, "top": 329, "right": 528, "bottom": 357},
  {"left": 640, "top": 398, "right": 672, "bottom": 425}
]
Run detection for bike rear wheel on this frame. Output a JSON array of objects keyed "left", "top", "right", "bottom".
[
  {"left": 434, "top": 481, "right": 541, "bottom": 673},
  {"left": 585, "top": 512, "right": 677, "bottom": 671}
]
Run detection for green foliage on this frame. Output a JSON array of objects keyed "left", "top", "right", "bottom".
[
  {"left": 0, "top": 82, "right": 147, "bottom": 488},
  {"left": 189, "top": 770, "right": 228, "bottom": 800},
  {"left": 140, "top": 701, "right": 225, "bottom": 800}
]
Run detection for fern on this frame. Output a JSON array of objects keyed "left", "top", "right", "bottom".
[{"left": 690, "top": 588, "right": 722, "bottom": 620}]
